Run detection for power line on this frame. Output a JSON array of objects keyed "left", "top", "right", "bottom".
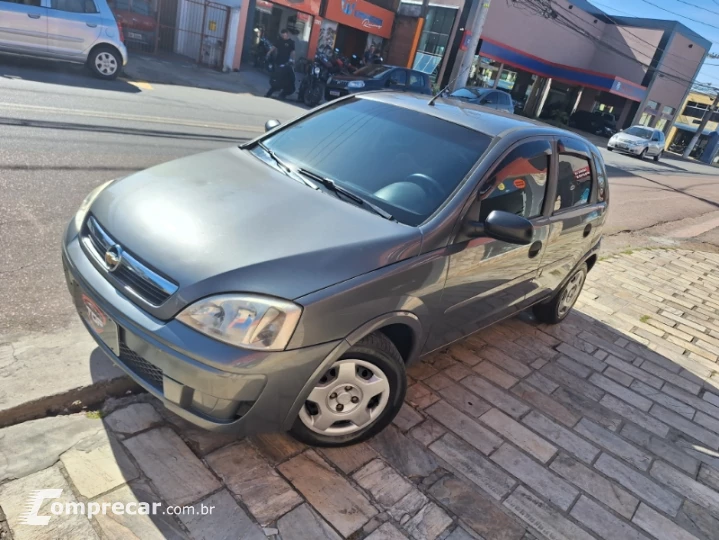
[
  {"left": 554, "top": 1, "right": 700, "bottom": 84},
  {"left": 673, "top": 0, "right": 719, "bottom": 17},
  {"left": 637, "top": 0, "right": 719, "bottom": 31},
  {"left": 520, "top": 0, "right": 717, "bottom": 87}
]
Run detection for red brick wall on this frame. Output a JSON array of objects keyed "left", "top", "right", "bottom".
[{"left": 386, "top": 16, "right": 419, "bottom": 67}]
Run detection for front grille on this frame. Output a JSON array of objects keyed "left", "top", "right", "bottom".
[
  {"left": 84, "top": 216, "right": 178, "bottom": 306},
  {"left": 119, "top": 341, "right": 164, "bottom": 392}
]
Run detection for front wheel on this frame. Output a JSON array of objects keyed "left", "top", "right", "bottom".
[
  {"left": 653, "top": 151, "right": 662, "bottom": 162},
  {"left": 304, "top": 82, "right": 323, "bottom": 107},
  {"left": 533, "top": 263, "right": 588, "bottom": 324},
  {"left": 637, "top": 148, "right": 647, "bottom": 160},
  {"left": 88, "top": 46, "right": 121, "bottom": 80},
  {"left": 290, "top": 333, "right": 406, "bottom": 447}
]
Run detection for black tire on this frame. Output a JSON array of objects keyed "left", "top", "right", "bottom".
[
  {"left": 607, "top": 147, "right": 613, "bottom": 152},
  {"left": 289, "top": 332, "right": 406, "bottom": 447},
  {"left": 304, "top": 83, "right": 323, "bottom": 107},
  {"left": 653, "top": 151, "right": 662, "bottom": 162},
  {"left": 87, "top": 46, "right": 122, "bottom": 80},
  {"left": 533, "top": 263, "right": 588, "bottom": 324},
  {"left": 637, "top": 148, "right": 647, "bottom": 160}
]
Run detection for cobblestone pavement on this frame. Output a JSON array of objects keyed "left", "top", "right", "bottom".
[{"left": 3, "top": 248, "right": 719, "bottom": 540}]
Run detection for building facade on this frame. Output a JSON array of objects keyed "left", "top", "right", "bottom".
[
  {"left": 666, "top": 90, "right": 719, "bottom": 163},
  {"left": 391, "top": 0, "right": 711, "bottom": 133}
]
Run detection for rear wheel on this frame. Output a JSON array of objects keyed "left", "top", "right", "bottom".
[
  {"left": 290, "top": 333, "right": 406, "bottom": 447},
  {"left": 607, "top": 147, "right": 613, "bottom": 152},
  {"left": 533, "top": 264, "right": 588, "bottom": 324},
  {"left": 88, "top": 46, "right": 121, "bottom": 80}
]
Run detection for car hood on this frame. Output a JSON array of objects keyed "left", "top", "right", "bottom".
[
  {"left": 615, "top": 134, "right": 648, "bottom": 144},
  {"left": 89, "top": 147, "right": 421, "bottom": 318}
]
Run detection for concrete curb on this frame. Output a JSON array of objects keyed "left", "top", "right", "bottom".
[{"left": 0, "top": 376, "right": 142, "bottom": 429}]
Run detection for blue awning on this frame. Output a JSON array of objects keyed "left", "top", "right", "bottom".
[{"left": 674, "top": 122, "right": 716, "bottom": 136}]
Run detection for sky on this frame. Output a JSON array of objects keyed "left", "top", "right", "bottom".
[{"left": 590, "top": 0, "right": 719, "bottom": 89}]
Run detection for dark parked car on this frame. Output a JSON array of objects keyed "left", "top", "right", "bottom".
[
  {"left": 325, "top": 65, "right": 431, "bottom": 100},
  {"left": 569, "top": 110, "right": 617, "bottom": 137},
  {"left": 447, "top": 87, "right": 514, "bottom": 114},
  {"left": 63, "top": 93, "right": 607, "bottom": 447}
]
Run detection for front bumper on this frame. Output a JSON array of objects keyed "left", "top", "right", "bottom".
[
  {"left": 62, "top": 222, "right": 342, "bottom": 435},
  {"left": 607, "top": 141, "right": 644, "bottom": 155}
]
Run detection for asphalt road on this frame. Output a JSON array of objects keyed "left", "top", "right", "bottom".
[{"left": 1, "top": 56, "right": 718, "bottom": 336}]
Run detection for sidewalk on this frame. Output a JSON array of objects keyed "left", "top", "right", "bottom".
[
  {"left": 122, "top": 53, "right": 271, "bottom": 96},
  {"left": 3, "top": 248, "right": 719, "bottom": 539}
]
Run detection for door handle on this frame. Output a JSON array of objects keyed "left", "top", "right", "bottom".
[
  {"left": 28, "top": 13, "right": 41, "bottom": 18},
  {"left": 86, "top": 22, "right": 97, "bottom": 27},
  {"left": 583, "top": 224, "right": 592, "bottom": 238},
  {"left": 528, "top": 241, "right": 542, "bottom": 258}
]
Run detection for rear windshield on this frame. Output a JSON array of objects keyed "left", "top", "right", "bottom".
[
  {"left": 625, "top": 126, "right": 653, "bottom": 139},
  {"left": 262, "top": 98, "right": 492, "bottom": 226}
]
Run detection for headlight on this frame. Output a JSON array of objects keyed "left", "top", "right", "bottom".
[
  {"left": 177, "top": 294, "right": 302, "bottom": 351},
  {"left": 74, "top": 180, "right": 113, "bottom": 230},
  {"left": 313, "top": 66, "right": 320, "bottom": 75},
  {"left": 347, "top": 81, "right": 365, "bottom": 89}
]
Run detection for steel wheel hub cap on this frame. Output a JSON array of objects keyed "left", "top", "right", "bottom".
[
  {"left": 96, "top": 53, "right": 117, "bottom": 75},
  {"left": 299, "top": 359, "right": 390, "bottom": 436},
  {"left": 558, "top": 271, "right": 585, "bottom": 316}
]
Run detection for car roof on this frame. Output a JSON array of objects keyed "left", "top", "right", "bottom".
[{"left": 357, "top": 91, "right": 587, "bottom": 141}]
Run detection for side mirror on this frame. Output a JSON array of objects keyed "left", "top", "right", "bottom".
[
  {"left": 264, "top": 119, "right": 281, "bottom": 132},
  {"left": 465, "top": 210, "right": 533, "bottom": 244}
]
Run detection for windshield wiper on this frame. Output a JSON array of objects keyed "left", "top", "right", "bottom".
[
  {"left": 257, "top": 143, "right": 318, "bottom": 190},
  {"left": 297, "top": 168, "right": 394, "bottom": 221}
]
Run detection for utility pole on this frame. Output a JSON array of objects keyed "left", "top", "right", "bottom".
[
  {"left": 448, "top": 0, "right": 492, "bottom": 91},
  {"left": 683, "top": 89, "right": 719, "bottom": 159}
]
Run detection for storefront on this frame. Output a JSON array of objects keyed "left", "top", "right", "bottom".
[
  {"left": 250, "top": 0, "right": 320, "bottom": 60},
  {"left": 321, "top": 0, "right": 394, "bottom": 60}
]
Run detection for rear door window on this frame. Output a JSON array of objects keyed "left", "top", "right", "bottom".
[
  {"left": 555, "top": 154, "right": 593, "bottom": 212},
  {"left": 483, "top": 92, "right": 498, "bottom": 105},
  {"left": 51, "top": 0, "right": 98, "bottom": 11},
  {"left": 409, "top": 72, "right": 425, "bottom": 88}
]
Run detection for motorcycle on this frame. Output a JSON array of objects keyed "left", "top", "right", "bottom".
[
  {"left": 297, "top": 53, "right": 332, "bottom": 107},
  {"left": 268, "top": 62, "right": 296, "bottom": 98},
  {"left": 253, "top": 37, "right": 275, "bottom": 72}
]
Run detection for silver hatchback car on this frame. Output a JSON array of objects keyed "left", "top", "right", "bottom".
[
  {"left": 607, "top": 125, "right": 665, "bottom": 161},
  {"left": 0, "top": 0, "right": 128, "bottom": 79}
]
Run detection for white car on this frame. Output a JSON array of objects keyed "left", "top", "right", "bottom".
[
  {"left": 607, "top": 126, "right": 665, "bottom": 162},
  {"left": 0, "top": 0, "right": 128, "bottom": 79}
]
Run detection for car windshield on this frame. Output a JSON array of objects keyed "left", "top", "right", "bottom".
[
  {"left": 260, "top": 98, "right": 492, "bottom": 226},
  {"left": 134, "top": 0, "right": 151, "bottom": 14},
  {"left": 353, "top": 65, "right": 392, "bottom": 79},
  {"left": 625, "top": 126, "right": 653, "bottom": 139}
]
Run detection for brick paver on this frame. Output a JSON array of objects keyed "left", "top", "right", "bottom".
[{"left": 3, "top": 248, "right": 719, "bottom": 539}]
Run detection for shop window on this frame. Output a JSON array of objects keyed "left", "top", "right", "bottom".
[
  {"left": 639, "top": 113, "right": 653, "bottom": 126},
  {"left": 555, "top": 154, "right": 592, "bottom": 212},
  {"left": 655, "top": 118, "right": 667, "bottom": 131},
  {"left": 646, "top": 100, "right": 658, "bottom": 110},
  {"left": 662, "top": 105, "right": 675, "bottom": 116},
  {"left": 414, "top": 5, "right": 457, "bottom": 82},
  {"left": 479, "top": 140, "right": 550, "bottom": 221}
]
